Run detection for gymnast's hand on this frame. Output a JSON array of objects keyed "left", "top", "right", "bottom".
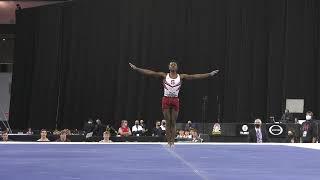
[
  {"left": 129, "top": 62, "right": 137, "bottom": 70},
  {"left": 209, "top": 70, "right": 219, "bottom": 76}
]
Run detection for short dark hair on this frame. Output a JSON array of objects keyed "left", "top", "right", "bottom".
[
  {"left": 169, "top": 61, "right": 178, "bottom": 65},
  {"left": 121, "top": 120, "right": 127, "bottom": 125},
  {"left": 60, "top": 129, "right": 67, "bottom": 135},
  {"left": 306, "top": 111, "right": 313, "bottom": 116},
  {"left": 1, "top": 130, "right": 8, "bottom": 135}
]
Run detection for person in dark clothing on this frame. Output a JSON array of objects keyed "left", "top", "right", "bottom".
[
  {"left": 283, "top": 130, "right": 296, "bottom": 143},
  {"left": 84, "top": 118, "right": 95, "bottom": 133},
  {"left": 184, "top": 121, "right": 195, "bottom": 131},
  {"left": 93, "top": 119, "right": 106, "bottom": 137},
  {"left": 248, "top": 119, "right": 270, "bottom": 143},
  {"left": 280, "top": 109, "right": 294, "bottom": 123},
  {"left": 140, "top": 120, "right": 146, "bottom": 130},
  {"left": 152, "top": 121, "right": 163, "bottom": 137},
  {"left": 300, "top": 111, "right": 317, "bottom": 143},
  {"left": 105, "top": 125, "right": 117, "bottom": 136}
]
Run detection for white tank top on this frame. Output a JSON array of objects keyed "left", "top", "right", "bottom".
[{"left": 163, "top": 73, "right": 182, "bottom": 97}]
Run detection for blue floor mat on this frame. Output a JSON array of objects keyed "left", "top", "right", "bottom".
[{"left": 0, "top": 144, "right": 319, "bottom": 180}]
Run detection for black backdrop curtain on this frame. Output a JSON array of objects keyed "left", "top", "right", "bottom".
[{"left": 10, "top": 0, "right": 320, "bottom": 130}]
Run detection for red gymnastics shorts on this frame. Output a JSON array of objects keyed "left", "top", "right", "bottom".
[{"left": 162, "top": 96, "right": 179, "bottom": 111}]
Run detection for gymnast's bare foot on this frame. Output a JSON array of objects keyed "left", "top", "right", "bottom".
[{"left": 168, "top": 142, "right": 175, "bottom": 148}]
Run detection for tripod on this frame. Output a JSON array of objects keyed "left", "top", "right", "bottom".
[
  {"left": 201, "top": 96, "right": 208, "bottom": 134},
  {"left": 0, "top": 103, "right": 12, "bottom": 133}
]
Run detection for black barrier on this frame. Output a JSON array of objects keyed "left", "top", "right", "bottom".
[
  {"left": 266, "top": 124, "right": 287, "bottom": 137},
  {"left": 236, "top": 124, "right": 254, "bottom": 136},
  {"left": 6, "top": 123, "right": 317, "bottom": 142},
  {"left": 7, "top": 135, "right": 166, "bottom": 142}
]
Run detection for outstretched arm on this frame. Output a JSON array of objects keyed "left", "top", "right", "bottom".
[
  {"left": 129, "top": 63, "right": 166, "bottom": 78},
  {"left": 181, "top": 70, "right": 219, "bottom": 80}
]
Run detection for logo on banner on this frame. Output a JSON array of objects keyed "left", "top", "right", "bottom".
[
  {"left": 242, "top": 125, "right": 248, "bottom": 132},
  {"left": 240, "top": 124, "right": 249, "bottom": 135},
  {"left": 212, "top": 123, "right": 221, "bottom": 135},
  {"left": 269, "top": 125, "right": 283, "bottom": 136}
]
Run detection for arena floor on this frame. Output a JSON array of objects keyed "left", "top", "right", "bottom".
[{"left": 0, "top": 142, "right": 319, "bottom": 180}]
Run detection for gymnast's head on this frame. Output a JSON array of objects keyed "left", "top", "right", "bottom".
[{"left": 168, "top": 61, "right": 178, "bottom": 72}]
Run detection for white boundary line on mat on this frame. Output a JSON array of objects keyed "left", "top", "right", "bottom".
[
  {"left": 162, "top": 145, "right": 209, "bottom": 180},
  {"left": 283, "top": 143, "right": 320, "bottom": 150},
  {"left": 0, "top": 142, "right": 166, "bottom": 145},
  {"left": 0, "top": 141, "right": 320, "bottom": 150}
]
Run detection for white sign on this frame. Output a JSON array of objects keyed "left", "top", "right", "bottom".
[{"left": 286, "top": 99, "right": 304, "bottom": 113}]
